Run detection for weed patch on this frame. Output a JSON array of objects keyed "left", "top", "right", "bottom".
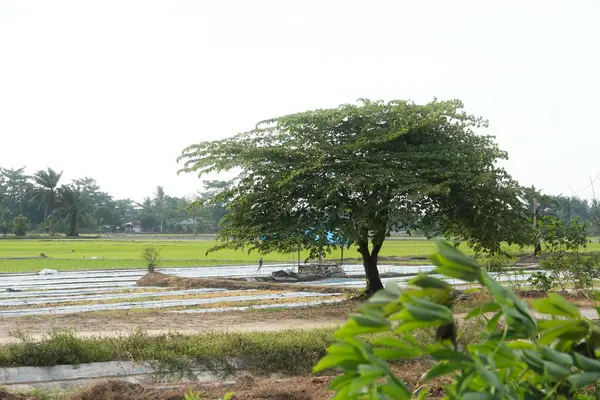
[{"left": 0, "top": 328, "right": 336, "bottom": 376}]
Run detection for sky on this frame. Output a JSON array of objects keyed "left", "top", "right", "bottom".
[{"left": 0, "top": 0, "right": 599, "bottom": 202}]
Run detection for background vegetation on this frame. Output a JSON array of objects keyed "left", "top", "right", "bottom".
[{"left": 0, "top": 167, "right": 227, "bottom": 237}]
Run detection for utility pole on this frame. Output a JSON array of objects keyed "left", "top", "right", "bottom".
[
  {"left": 533, "top": 193, "right": 541, "bottom": 257},
  {"left": 533, "top": 196, "right": 538, "bottom": 226}
]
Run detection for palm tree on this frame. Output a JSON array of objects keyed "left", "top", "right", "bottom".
[
  {"left": 137, "top": 197, "right": 156, "bottom": 232},
  {"left": 32, "top": 168, "right": 63, "bottom": 232},
  {"left": 53, "top": 185, "right": 91, "bottom": 236}
]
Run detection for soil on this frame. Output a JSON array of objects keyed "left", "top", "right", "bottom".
[
  {"left": 0, "top": 301, "right": 356, "bottom": 343},
  {"left": 1, "top": 287, "right": 597, "bottom": 343},
  {"left": 0, "top": 389, "right": 33, "bottom": 400},
  {"left": 515, "top": 254, "right": 540, "bottom": 265},
  {"left": 20, "top": 360, "right": 445, "bottom": 400},
  {"left": 65, "top": 376, "right": 331, "bottom": 400},
  {"left": 137, "top": 272, "right": 359, "bottom": 294}
]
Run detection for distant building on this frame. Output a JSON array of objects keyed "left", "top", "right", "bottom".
[{"left": 123, "top": 222, "right": 142, "bottom": 233}]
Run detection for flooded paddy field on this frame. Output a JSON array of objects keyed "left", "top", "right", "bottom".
[
  {"left": 0, "top": 263, "right": 354, "bottom": 319},
  {"left": 0, "top": 263, "right": 535, "bottom": 318}
]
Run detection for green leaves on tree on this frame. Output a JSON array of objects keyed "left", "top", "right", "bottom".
[{"left": 178, "top": 99, "right": 531, "bottom": 292}]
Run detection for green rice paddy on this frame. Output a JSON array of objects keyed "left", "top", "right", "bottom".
[{"left": 0, "top": 235, "right": 595, "bottom": 273}]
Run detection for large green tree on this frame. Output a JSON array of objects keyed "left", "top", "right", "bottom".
[
  {"left": 53, "top": 185, "right": 93, "bottom": 236},
  {"left": 32, "top": 167, "right": 63, "bottom": 232},
  {"left": 181, "top": 99, "right": 530, "bottom": 292},
  {"left": 182, "top": 180, "right": 231, "bottom": 234},
  {"left": 0, "top": 167, "right": 32, "bottom": 219}
]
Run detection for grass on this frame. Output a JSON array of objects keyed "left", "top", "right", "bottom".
[
  {"left": 2, "top": 235, "right": 598, "bottom": 273},
  {"left": 0, "top": 328, "right": 336, "bottom": 375},
  {"left": 0, "top": 239, "right": 434, "bottom": 272},
  {"left": 0, "top": 320, "right": 486, "bottom": 372},
  {"left": 0, "top": 236, "right": 517, "bottom": 273}
]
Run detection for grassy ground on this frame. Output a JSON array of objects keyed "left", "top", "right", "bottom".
[
  {"left": 0, "top": 328, "right": 336, "bottom": 374},
  {"left": 1, "top": 235, "right": 597, "bottom": 273},
  {"left": 3, "top": 361, "right": 444, "bottom": 400},
  {"left": 0, "top": 320, "right": 484, "bottom": 371},
  {"left": 0, "top": 236, "right": 446, "bottom": 272}
]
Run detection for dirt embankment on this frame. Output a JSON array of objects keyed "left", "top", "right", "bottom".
[
  {"left": 0, "top": 301, "right": 357, "bottom": 343},
  {"left": 4, "top": 360, "right": 444, "bottom": 400},
  {"left": 66, "top": 376, "right": 331, "bottom": 400},
  {"left": 137, "top": 272, "right": 360, "bottom": 294}
]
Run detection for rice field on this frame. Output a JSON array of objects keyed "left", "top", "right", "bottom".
[
  {"left": 0, "top": 235, "right": 596, "bottom": 273},
  {"left": 0, "top": 236, "right": 446, "bottom": 273},
  {"left": 0, "top": 265, "right": 350, "bottom": 317}
]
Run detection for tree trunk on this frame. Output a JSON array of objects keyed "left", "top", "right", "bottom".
[
  {"left": 532, "top": 196, "right": 539, "bottom": 256},
  {"left": 358, "top": 240, "right": 384, "bottom": 294},
  {"left": 68, "top": 211, "right": 78, "bottom": 236},
  {"left": 45, "top": 203, "right": 53, "bottom": 235}
]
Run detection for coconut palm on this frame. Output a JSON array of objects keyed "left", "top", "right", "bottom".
[
  {"left": 53, "top": 185, "right": 92, "bottom": 236},
  {"left": 32, "top": 168, "right": 63, "bottom": 224}
]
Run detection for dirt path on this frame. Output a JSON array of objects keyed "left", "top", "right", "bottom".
[
  {"left": 0, "top": 302, "right": 355, "bottom": 343},
  {"left": 0, "top": 297, "right": 596, "bottom": 344}
]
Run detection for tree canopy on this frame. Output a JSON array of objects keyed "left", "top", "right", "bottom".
[
  {"left": 179, "top": 99, "right": 531, "bottom": 292},
  {"left": 0, "top": 165, "right": 225, "bottom": 236},
  {"left": 32, "top": 167, "right": 63, "bottom": 232}
]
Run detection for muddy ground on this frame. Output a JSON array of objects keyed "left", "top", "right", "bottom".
[
  {"left": 1, "top": 286, "right": 597, "bottom": 343},
  {"left": 0, "top": 360, "right": 444, "bottom": 400},
  {"left": 0, "top": 301, "right": 356, "bottom": 343}
]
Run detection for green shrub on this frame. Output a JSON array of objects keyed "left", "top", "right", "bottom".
[
  {"left": 141, "top": 246, "right": 161, "bottom": 272},
  {"left": 1, "top": 329, "right": 114, "bottom": 366},
  {"left": 477, "top": 253, "right": 515, "bottom": 274},
  {"left": 540, "top": 253, "right": 600, "bottom": 296},
  {"left": 12, "top": 215, "right": 28, "bottom": 236},
  {"left": 569, "top": 254, "right": 600, "bottom": 297},
  {"left": 527, "top": 271, "right": 556, "bottom": 292},
  {"left": 0, "top": 220, "right": 8, "bottom": 237},
  {"left": 315, "top": 240, "right": 600, "bottom": 399},
  {"left": 0, "top": 328, "right": 334, "bottom": 376},
  {"left": 536, "top": 217, "right": 598, "bottom": 294},
  {"left": 540, "top": 216, "right": 588, "bottom": 254}
]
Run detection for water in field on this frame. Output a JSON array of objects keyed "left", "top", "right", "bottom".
[
  {"left": 0, "top": 263, "right": 433, "bottom": 291},
  {"left": 0, "top": 290, "right": 341, "bottom": 317},
  {"left": 0, "top": 264, "right": 534, "bottom": 317},
  {"left": 300, "top": 270, "right": 537, "bottom": 287}
]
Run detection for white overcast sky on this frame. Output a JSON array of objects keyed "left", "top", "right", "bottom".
[{"left": 1, "top": 0, "right": 599, "bottom": 201}]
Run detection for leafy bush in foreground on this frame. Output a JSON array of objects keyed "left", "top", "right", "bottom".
[{"left": 315, "top": 240, "right": 600, "bottom": 399}]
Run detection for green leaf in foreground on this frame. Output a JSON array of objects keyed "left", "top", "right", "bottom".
[
  {"left": 567, "top": 372, "right": 600, "bottom": 389},
  {"left": 314, "top": 238, "right": 600, "bottom": 399}
]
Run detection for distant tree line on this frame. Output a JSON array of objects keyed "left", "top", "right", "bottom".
[
  {"left": 0, "top": 166, "right": 226, "bottom": 236},
  {"left": 522, "top": 186, "right": 600, "bottom": 236}
]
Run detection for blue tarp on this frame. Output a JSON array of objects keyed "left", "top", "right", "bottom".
[{"left": 261, "top": 230, "right": 349, "bottom": 245}]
